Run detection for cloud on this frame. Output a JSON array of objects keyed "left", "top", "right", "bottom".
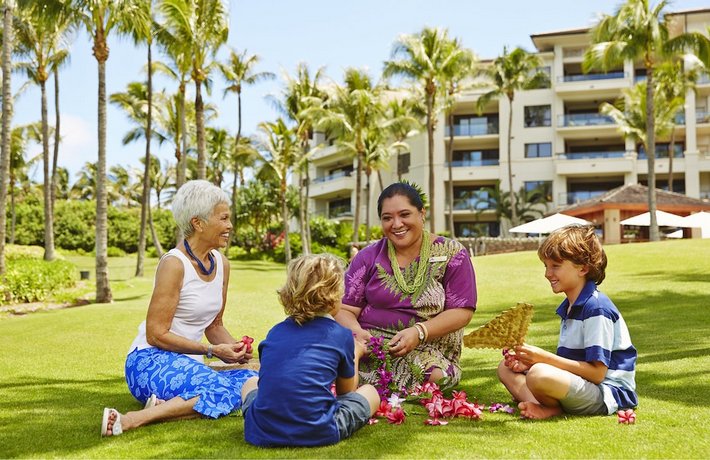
[{"left": 57, "top": 114, "right": 96, "bottom": 177}]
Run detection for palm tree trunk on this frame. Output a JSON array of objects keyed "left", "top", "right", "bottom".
[
  {"left": 228, "top": 92, "right": 243, "bottom": 255},
  {"left": 507, "top": 96, "right": 517, "bottom": 229},
  {"left": 9, "top": 171, "right": 15, "bottom": 244},
  {"left": 0, "top": 0, "right": 15, "bottom": 276},
  {"left": 195, "top": 78, "right": 206, "bottom": 180},
  {"left": 281, "top": 179, "right": 291, "bottom": 263},
  {"left": 51, "top": 69, "right": 60, "bottom": 225},
  {"left": 365, "top": 171, "right": 372, "bottom": 242},
  {"left": 646, "top": 67, "right": 659, "bottom": 242},
  {"left": 41, "top": 80, "right": 55, "bottom": 261},
  {"left": 298, "top": 170, "right": 309, "bottom": 255},
  {"left": 148, "top": 205, "right": 164, "bottom": 257},
  {"left": 668, "top": 127, "right": 675, "bottom": 192},
  {"left": 136, "top": 43, "right": 153, "bottom": 277},
  {"left": 447, "top": 110, "right": 455, "bottom": 237},
  {"left": 303, "top": 147, "right": 312, "bottom": 252},
  {"left": 95, "top": 52, "right": 112, "bottom": 303},
  {"left": 176, "top": 81, "right": 186, "bottom": 188},
  {"left": 352, "top": 150, "right": 363, "bottom": 244},
  {"left": 426, "top": 93, "right": 436, "bottom": 233}
]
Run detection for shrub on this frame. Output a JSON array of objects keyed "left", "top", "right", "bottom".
[
  {"left": 0, "top": 257, "right": 77, "bottom": 305},
  {"left": 107, "top": 246, "right": 127, "bottom": 257}
]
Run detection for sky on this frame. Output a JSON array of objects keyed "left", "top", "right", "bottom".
[{"left": 11, "top": 0, "right": 710, "bottom": 185}]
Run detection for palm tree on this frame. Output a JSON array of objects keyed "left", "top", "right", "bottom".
[
  {"left": 382, "top": 96, "right": 424, "bottom": 181},
  {"left": 384, "top": 27, "right": 470, "bottom": 233},
  {"left": 476, "top": 46, "right": 547, "bottom": 230},
  {"left": 219, "top": 48, "right": 274, "bottom": 243},
  {"left": 256, "top": 118, "right": 299, "bottom": 263},
  {"left": 14, "top": 1, "right": 72, "bottom": 260},
  {"left": 158, "top": 0, "right": 228, "bottom": 180},
  {"left": 584, "top": 0, "right": 710, "bottom": 241},
  {"left": 654, "top": 59, "right": 698, "bottom": 191},
  {"left": 71, "top": 0, "right": 150, "bottom": 302},
  {"left": 205, "top": 126, "right": 231, "bottom": 187},
  {"left": 8, "top": 125, "right": 34, "bottom": 245},
  {"left": 0, "top": 0, "right": 16, "bottom": 276},
  {"left": 309, "top": 68, "right": 383, "bottom": 244},
  {"left": 274, "top": 63, "right": 327, "bottom": 254},
  {"left": 442, "top": 46, "right": 475, "bottom": 237},
  {"left": 601, "top": 81, "right": 683, "bottom": 193}
]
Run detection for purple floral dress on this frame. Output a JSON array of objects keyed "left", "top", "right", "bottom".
[{"left": 342, "top": 236, "right": 476, "bottom": 391}]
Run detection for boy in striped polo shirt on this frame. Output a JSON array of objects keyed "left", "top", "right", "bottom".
[{"left": 497, "top": 225, "right": 637, "bottom": 419}]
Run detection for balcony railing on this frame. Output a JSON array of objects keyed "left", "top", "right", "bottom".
[
  {"left": 445, "top": 122, "right": 499, "bottom": 137},
  {"left": 328, "top": 206, "right": 352, "bottom": 219},
  {"left": 558, "top": 71, "right": 626, "bottom": 82},
  {"left": 312, "top": 170, "right": 352, "bottom": 184},
  {"left": 697, "top": 110, "right": 710, "bottom": 124},
  {"left": 562, "top": 150, "right": 627, "bottom": 160},
  {"left": 560, "top": 191, "right": 606, "bottom": 205},
  {"left": 448, "top": 159, "right": 500, "bottom": 167},
  {"left": 558, "top": 113, "right": 615, "bottom": 127}
]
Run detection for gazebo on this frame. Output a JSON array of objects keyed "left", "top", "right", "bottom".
[{"left": 556, "top": 184, "right": 710, "bottom": 244}]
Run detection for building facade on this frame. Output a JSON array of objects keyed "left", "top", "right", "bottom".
[{"left": 305, "top": 9, "right": 710, "bottom": 240}]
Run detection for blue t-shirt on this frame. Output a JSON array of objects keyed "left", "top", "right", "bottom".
[
  {"left": 244, "top": 316, "right": 355, "bottom": 447},
  {"left": 556, "top": 280, "right": 638, "bottom": 414}
]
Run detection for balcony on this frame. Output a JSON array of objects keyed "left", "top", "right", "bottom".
[
  {"left": 559, "top": 191, "right": 606, "bottom": 205},
  {"left": 445, "top": 117, "right": 499, "bottom": 137},
  {"left": 557, "top": 71, "right": 626, "bottom": 83},
  {"left": 312, "top": 170, "right": 352, "bottom": 183},
  {"left": 562, "top": 150, "right": 627, "bottom": 160},
  {"left": 697, "top": 110, "right": 710, "bottom": 124},
  {"left": 452, "top": 197, "right": 495, "bottom": 211},
  {"left": 449, "top": 159, "right": 500, "bottom": 167},
  {"left": 558, "top": 113, "right": 615, "bottom": 127},
  {"left": 310, "top": 173, "right": 355, "bottom": 198},
  {"left": 328, "top": 205, "right": 352, "bottom": 219}
]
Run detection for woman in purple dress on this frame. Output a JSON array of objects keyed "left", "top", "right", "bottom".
[{"left": 335, "top": 182, "right": 477, "bottom": 392}]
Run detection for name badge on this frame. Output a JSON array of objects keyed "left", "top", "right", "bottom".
[{"left": 429, "top": 256, "right": 447, "bottom": 263}]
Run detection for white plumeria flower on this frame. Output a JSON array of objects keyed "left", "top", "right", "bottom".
[{"left": 387, "top": 393, "right": 406, "bottom": 408}]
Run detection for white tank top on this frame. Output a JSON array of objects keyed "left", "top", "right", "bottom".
[{"left": 128, "top": 248, "right": 224, "bottom": 362}]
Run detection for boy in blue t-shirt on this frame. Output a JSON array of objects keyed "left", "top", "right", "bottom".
[
  {"left": 498, "top": 225, "right": 637, "bottom": 419},
  {"left": 241, "top": 254, "right": 379, "bottom": 447}
]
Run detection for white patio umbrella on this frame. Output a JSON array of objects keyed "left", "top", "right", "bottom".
[
  {"left": 509, "top": 213, "right": 591, "bottom": 234},
  {"left": 680, "top": 211, "right": 710, "bottom": 238},
  {"left": 620, "top": 210, "right": 689, "bottom": 227}
]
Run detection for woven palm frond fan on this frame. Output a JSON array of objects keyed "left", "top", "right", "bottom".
[{"left": 463, "top": 302, "right": 534, "bottom": 350}]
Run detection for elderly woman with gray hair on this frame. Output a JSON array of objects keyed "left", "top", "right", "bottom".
[{"left": 101, "top": 180, "right": 257, "bottom": 437}]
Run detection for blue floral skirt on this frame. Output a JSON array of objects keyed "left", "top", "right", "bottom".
[{"left": 125, "top": 347, "right": 258, "bottom": 419}]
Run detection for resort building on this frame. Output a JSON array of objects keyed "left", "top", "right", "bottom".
[{"left": 305, "top": 8, "right": 710, "bottom": 242}]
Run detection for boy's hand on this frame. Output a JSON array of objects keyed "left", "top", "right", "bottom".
[
  {"left": 503, "top": 349, "right": 530, "bottom": 373},
  {"left": 354, "top": 339, "right": 368, "bottom": 360},
  {"left": 513, "top": 344, "right": 551, "bottom": 367}
]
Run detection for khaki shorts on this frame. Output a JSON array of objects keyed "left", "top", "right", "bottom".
[{"left": 560, "top": 373, "right": 608, "bottom": 415}]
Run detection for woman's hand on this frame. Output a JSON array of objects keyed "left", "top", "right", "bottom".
[
  {"left": 213, "top": 342, "right": 249, "bottom": 364},
  {"left": 388, "top": 327, "right": 420, "bottom": 357},
  {"left": 352, "top": 327, "right": 373, "bottom": 348}
]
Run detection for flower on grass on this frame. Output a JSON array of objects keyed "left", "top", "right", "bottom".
[
  {"left": 387, "top": 393, "right": 406, "bottom": 409},
  {"left": 489, "top": 403, "right": 516, "bottom": 414},
  {"left": 367, "top": 418, "right": 379, "bottom": 425},
  {"left": 386, "top": 407, "right": 406, "bottom": 425},
  {"left": 617, "top": 409, "right": 636, "bottom": 424},
  {"left": 424, "top": 418, "right": 449, "bottom": 426},
  {"left": 375, "top": 400, "right": 392, "bottom": 417}
]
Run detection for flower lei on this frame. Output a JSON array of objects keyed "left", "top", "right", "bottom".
[
  {"left": 368, "top": 336, "right": 398, "bottom": 399},
  {"left": 387, "top": 231, "right": 431, "bottom": 295}
]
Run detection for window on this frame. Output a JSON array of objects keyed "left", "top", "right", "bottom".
[
  {"left": 530, "top": 66, "right": 551, "bottom": 89},
  {"left": 524, "top": 181, "right": 553, "bottom": 202},
  {"left": 524, "top": 105, "right": 551, "bottom": 127},
  {"left": 452, "top": 149, "right": 499, "bottom": 167},
  {"left": 637, "top": 143, "right": 684, "bottom": 159},
  {"left": 454, "top": 222, "right": 500, "bottom": 238},
  {"left": 397, "top": 153, "right": 410, "bottom": 175},
  {"left": 525, "top": 143, "right": 552, "bottom": 158},
  {"left": 328, "top": 198, "right": 351, "bottom": 218},
  {"left": 452, "top": 186, "right": 495, "bottom": 210}
]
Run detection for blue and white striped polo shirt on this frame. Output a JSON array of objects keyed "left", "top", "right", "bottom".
[{"left": 556, "top": 280, "right": 637, "bottom": 414}]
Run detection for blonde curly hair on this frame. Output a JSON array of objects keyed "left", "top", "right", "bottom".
[
  {"left": 277, "top": 254, "right": 345, "bottom": 325},
  {"left": 538, "top": 224, "right": 607, "bottom": 284}
]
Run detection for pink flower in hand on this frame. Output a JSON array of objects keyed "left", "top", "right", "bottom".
[
  {"left": 386, "top": 407, "right": 406, "bottom": 425},
  {"left": 329, "top": 382, "right": 338, "bottom": 397},
  {"left": 241, "top": 335, "right": 254, "bottom": 354},
  {"left": 617, "top": 409, "right": 636, "bottom": 424}
]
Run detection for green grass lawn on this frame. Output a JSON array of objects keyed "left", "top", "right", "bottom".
[{"left": 1, "top": 239, "right": 709, "bottom": 458}]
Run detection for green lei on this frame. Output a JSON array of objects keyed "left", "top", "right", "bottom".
[{"left": 387, "top": 231, "right": 431, "bottom": 295}]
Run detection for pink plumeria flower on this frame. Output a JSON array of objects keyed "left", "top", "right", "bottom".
[
  {"left": 386, "top": 407, "right": 406, "bottom": 425},
  {"left": 424, "top": 418, "right": 449, "bottom": 426},
  {"left": 617, "top": 409, "right": 637, "bottom": 424},
  {"left": 367, "top": 418, "right": 379, "bottom": 425}
]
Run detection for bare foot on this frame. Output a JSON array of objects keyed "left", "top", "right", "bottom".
[
  {"left": 102, "top": 409, "right": 123, "bottom": 436},
  {"left": 518, "top": 401, "right": 562, "bottom": 420}
]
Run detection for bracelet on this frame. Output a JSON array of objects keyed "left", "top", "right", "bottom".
[
  {"left": 206, "top": 344, "right": 213, "bottom": 359},
  {"left": 416, "top": 322, "right": 429, "bottom": 342}
]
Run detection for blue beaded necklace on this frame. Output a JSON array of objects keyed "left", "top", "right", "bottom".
[{"left": 183, "top": 239, "right": 215, "bottom": 275}]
